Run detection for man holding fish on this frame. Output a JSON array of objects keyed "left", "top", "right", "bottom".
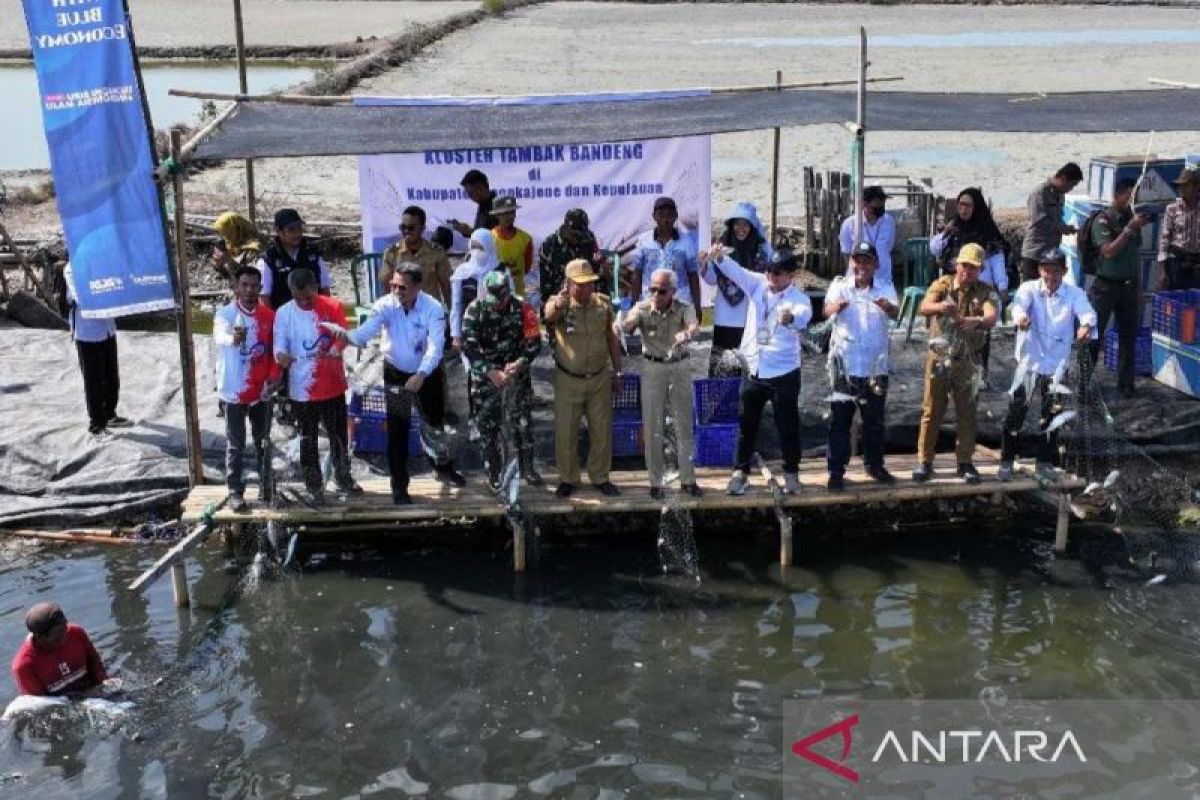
[{"left": 999, "top": 248, "right": 1096, "bottom": 482}]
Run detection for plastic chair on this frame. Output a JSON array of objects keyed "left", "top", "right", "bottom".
[
  {"left": 894, "top": 237, "right": 934, "bottom": 343},
  {"left": 350, "top": 253, "right": 383, "bottom": 325}
]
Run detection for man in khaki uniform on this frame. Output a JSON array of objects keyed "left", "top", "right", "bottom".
[
  {"left": 622, "top": 268, "right": 702, "bottom": 499},
  {"left": 914, "top": 242, "right": 998, "bottom": 485},
  {"left": 383, "top": 205, "right": 452, "bottom": 306},
  {"left": 543, "top": 259, "right": 624, "bottom": 498}
]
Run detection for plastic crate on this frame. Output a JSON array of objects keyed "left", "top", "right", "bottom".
[
  {"left": 612, "top": 372, "right": 641, "bottom": 420},
  {"left": 693, "top": 378, "right": 741, "bottom": 425},
  {"left": 612, "top": 419, "right": 644, "bottom": 457},
  {"left": 1104, "top": 327, "right": 1152, "bottom": 377},
  {"left": 695, "top": 423, "right": 738, "bottom": 467},
  {"left": 1153, "top": 333, "right": 1200, "bottom": 398},
  {"left": 1088, "top": 157, "right": 1185, "bottom": 204},
  {"left": 1151, "top": 290, "right": 1200, "bottom": 344},
  {"left": 348, "top": 389, "right": 421, "bottom": 456}
]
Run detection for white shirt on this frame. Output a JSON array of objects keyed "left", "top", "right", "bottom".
[
  {"left": 826, "top": 278, "right": 898, "bottom": 377},
  {"left": 64, "top": 263, "right": 117, "bottom": 343},
  {"left": 213, "top": 301, "right": 277, "bottom": 404},
  {"left": 839, "top": 213, "right": 895, "bottom": 286},
  {"left": 1010, "top": 278, "right": 1097, "bottom": 376},
  {"left": 348, "top": 291, "right": 446, "bottom": 376},
  {"left": 712, "top": 256, "right": 812, "bottom": 379},
  {"left": 700, "top": 241, "right": 775, "bottom": 328},
  {"left": 253, "top": 252, "right": 333, "bottom": 300},
  {"left": 929, "top": 233, "right": 1008, "bottom": 294}
]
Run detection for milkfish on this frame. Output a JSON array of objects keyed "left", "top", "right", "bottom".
[
  {"left": 1045, "top": 409, "right": 1076, "bottom": 434},
  {"left": 2, "top": 695, "right": 133, "bottom": 723},
  {"left": 1047, "top": 359, "right": 1072, "bottom": 396}
]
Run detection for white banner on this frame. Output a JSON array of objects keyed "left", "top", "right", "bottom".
[{"left": 355, "top": 94, "right": 711, "bottom": 299}]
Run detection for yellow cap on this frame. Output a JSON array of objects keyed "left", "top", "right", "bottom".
[
  {"left": 956, "top": 242, "right": 985, "bottom": 268},
  {"left": 565, "top": 259, "right": 599, "bottom": 283}
]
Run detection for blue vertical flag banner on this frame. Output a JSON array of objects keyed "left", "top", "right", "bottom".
[{"left": 21, "top": 0, "right": 174, "bottom": 318}]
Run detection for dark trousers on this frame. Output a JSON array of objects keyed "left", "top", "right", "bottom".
[
  {"left": 827, "top": 376, "right": 888, "bottom": 477},
  {"left": 1088, "top": 276, "right": 1140, "bottom": 390},
  {"left": 735, "top": 368, "right": 801, "bottom": 473},
  {"left": 1000, "top": 376, "right": 1063, "bottom": 465},
  {"left": 384, "top": 362, "right": 450, "bottom": 496},
  {"left": 76, "top": 336, "right": 119, "bottom": 431},
  {"left": 1166, "top": 256, "right": 1200, "bottom": 291},
  {"left": 225, "top": 401, "right": 272, "bottom": 494},
  {"left": 708, "top": 324, "right": 745, "bottom": 377},
  {"left": 295, "top": 395, "right": 353, "bottom": 493}
]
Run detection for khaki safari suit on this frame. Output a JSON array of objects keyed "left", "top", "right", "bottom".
[
  {"left": 625, "top": 298, "right": 697, "bottom": 488},
  {"left": 916, "top": 274, "right": 998, "bottom": 464},
  {"left": 546, "top": 292, "right": 616, "bottom": 485}
]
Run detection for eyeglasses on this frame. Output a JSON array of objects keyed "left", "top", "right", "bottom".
[{"left": 648, "top": 286, "right": 672, "bottom": 295}]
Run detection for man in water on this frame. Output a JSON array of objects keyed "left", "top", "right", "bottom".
[
  {"left": 913, "top": 243, "right": 999, "bottom": 485},
  {"left": 11, "top": 603, "right": 107, "bottom": 696},
  {"left": 999, "top": 249, "right": 1095, "bottom": 482},
  {"left": 1020, "top": 162, "right": 1083, "bottom": 281}
]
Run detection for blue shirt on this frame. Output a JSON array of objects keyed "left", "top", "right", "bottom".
[
  {"left": 630, "top": 229, "right": 699, "bottom": 305},
  {"left": 348, "top": 291, "right": 446, "bottom": 376}
]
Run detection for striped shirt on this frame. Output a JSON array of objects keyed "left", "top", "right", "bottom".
[{"left": 1157, "top": 198, "right": 1200, "bottom": 261}]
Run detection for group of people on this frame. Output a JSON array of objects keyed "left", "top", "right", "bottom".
[{"left": 65, "top": 158, "right": 1195, "bottom": 506}]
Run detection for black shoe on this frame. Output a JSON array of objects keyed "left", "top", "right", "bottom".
[
  {"left": 957, "top": 462, "right": 981, "bottom": 485},
  {"left": 392, "top": 492, "right": 413, "bottom": 506},
  {"left": 555, "top": 482, "right": 575, "bottom": 498},
  {"left": 867, "top": 466, "right": 897, "bottom": 485},
  {"left": 435, "top": 465, "right": 467, "bottom": 488},
  {"left": 338, "top": 480, "right": 364, "bottom": 495},
  {"left": 681, "top": 483, "right": 703, "bottom": 498},
  {"left": 88, "top": 423, "right": 107, "bottom": 436},
  {"left": 827, "top": 474, "right": 845, "bottom": 492},
  {"left": 228, "top": 492, "right": 248, "bottom": 513},
  {"left": 912, "top": 462, "right": 932, "bottom": 483},
  {"left": 300, "top": 488, "right": 325, "bottom": 507},
  {"left": 444, "top": 410, "right": 460, "bottom": 426},
  {"left": 1118, "top": 385, "right": 1137, "bottom": 399},
  {"left": 596, "top": 481, "right": 621, "bottom": 497},
  {"left": 107, "top": 415, "right": 133, "bottom": 428},
  {"left": 649, "top": 487, "right": 665, "bottom": 500},
  {"left": 524, "top": 471, "right": 545, "bottom": 488}
]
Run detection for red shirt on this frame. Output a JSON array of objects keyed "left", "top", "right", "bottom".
[{"left": 11, "top": 624, "right": 107, "bottom": 696}]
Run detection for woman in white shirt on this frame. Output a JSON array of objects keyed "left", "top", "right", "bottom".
[{"left": 700, "top": 201, "right": 774, "bottom": 376}]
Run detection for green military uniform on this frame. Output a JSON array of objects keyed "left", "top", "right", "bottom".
[
  {"left": 916, "top": 274, "right": 998, "bottom": 464},
  {"left": 462, "top": 272, "right": 543, "bottom": 485},
  {"left": 546, "top": 284, "right": 616, "bottom": 486},
  {"left": 538, "top": 229, "right": 598, "bottom": 298}
]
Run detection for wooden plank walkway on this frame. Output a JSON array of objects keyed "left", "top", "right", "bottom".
[{"left": 181, "top": 449, "right": 1084, "bottom": 525}]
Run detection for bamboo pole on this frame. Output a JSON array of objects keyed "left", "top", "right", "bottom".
[
  {"left": 171, "top": 563, "right": 190, "bottom": 607},
  {"left": 230, "top": 0, "right": 256, "bottom": 223},
  {"left": 1, "top": 529, "right": 170, "bottom": 547},
  {"left": 1054, "top": 491, "right": 1070, "bottom": 553},
  {"left": 769, "top": 70, "right": 783, "bottom": 238},
  {"left": 851, "top": 27, "right": 867, "bottom": 247},
  {"left": 171, "top": 130, "right": 205, "bottom": 487},
  {"left": 164, "top": 100, "right": 240, "bottom": 177},
  {"left": 128, "top": 519, "right": 214, "bottom": 594}
]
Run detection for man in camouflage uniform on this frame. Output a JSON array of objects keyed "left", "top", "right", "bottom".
[
  {"left": 538, "top": 209, "right": 602, "bottom": 299},
  {"left": 462, "top": 271, "right": 544, "bottom": 489}
]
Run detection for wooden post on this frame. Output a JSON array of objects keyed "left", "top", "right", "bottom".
[
  {"left": 1054, "top": 491, "right": 1070, "bottom": 553},
  {"left": 779, "top": 514, "right": 793, "bottom": 567},
  {"left": 231, "top": 0, "right": 256, "bottom": 223},
  {"left": 769, "top": 70, "right": 782, "bottom": 238},
  {"left": 512, "top": 517, "right": 526, "bottom": 573},
  {"left": 170, "top": 130, "right": 205, "bottom": 487},
  {"left": 851, "top": 27, "right": 867, "bottom": 246},
  {"left": 171, "top": 562, "right": 190, "bottom": 607}
]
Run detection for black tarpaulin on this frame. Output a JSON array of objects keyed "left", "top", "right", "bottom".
[{"left": 186, "top": 88, "right": 1200, "bottom": 162}]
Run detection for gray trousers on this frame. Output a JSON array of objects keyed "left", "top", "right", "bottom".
[
  {"left": 225, "top": 401, "right": 272, "bottom": 494},
  {"left": 640, "top": 358, "right": 696, "bottom": 487}
]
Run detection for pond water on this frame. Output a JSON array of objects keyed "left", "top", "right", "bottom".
[
  {"left": 699, "top": 28, "right": 1200, "bottom": 50},
  {"left": 0, "top": 62, "right": 319, "bottom": 171},
  {"left": 2, "top": 521, "right": 1199, "bottom": 797}
]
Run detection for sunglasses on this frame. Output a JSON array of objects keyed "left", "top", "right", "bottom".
[{"left": 648, "top": 286, "right": 672, "bottom": 295}]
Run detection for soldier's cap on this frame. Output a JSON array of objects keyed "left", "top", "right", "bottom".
[
  {"left": 273, "top": 208, "right": 304, "bottom": 229},
  {"left": 492, "top": 196, "right": 520, "bottom": 215},
  {"left": 1174, "top": 168, "right": 1200, "bottom": 186},
  {"left": 850, "top": 241, "right": 878, "bottom": 262},
  {"left": 956, "top": 242, "right": 985, "bottom": 268},
  {"left": 566, "top": 258, "right": 600, "bottom": 283},
  {"left": 484, "top": 270, "right": 510, "bottom": 295},
  {"left": 459, "top": 169, "right": 488, "bottom": 186},
  {"left": 653, "top": 196, "right": 677, "bottom": 212},
  {"left": 1038, "top": 248, "right": 1068, "bottom": 269},
  {"left": 26, "top": 602, "right": 66, "bottom": 636},
  {"left": 564, "top": 208, "right": 589, "bottom": 231}
]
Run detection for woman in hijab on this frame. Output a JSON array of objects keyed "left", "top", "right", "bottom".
[
  {"left": 450, "top": 229, "right": 504, "bottom": 349},
  {"left": 211, "top": 211, "right": 263, "bottom": 279},
  {"left": 930, "top": 188, "right": 1009, "bottom": 300},
  {"left": 699, "top": 201, "right": 774, "bottom": 376}
]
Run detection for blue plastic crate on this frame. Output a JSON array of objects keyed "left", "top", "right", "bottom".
[
  {"left": 693, "top": 378, "right": 741, "bottom": 425},
  {"left": 348, "top": 389, "right": 421, "bottom": 456},
  {"left": 1151, "top": 290, "right": 1200, "bottom": 344},
  {"left": 1152, "top": 333, "right": 1200, "bottom": 398},
  {"left": 695, "top": 423, "right": 738, "bottom": 467},
  {"left": 1088, "top": 157, "right": 1185, "bottom": 204},
  {"left": 612, "top": 419, "right": 644, "bottom": 457},
  {"left": 1105, "top": 327, "right": 1152, "bottom": 376},
  {"left": 613, "top": 373, "right": 641, "bottom": 420}
]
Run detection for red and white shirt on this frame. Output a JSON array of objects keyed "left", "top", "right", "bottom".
[
  {"left": 11, "top": 624, "right": 107, "bottom": 696},
  {"left": 272, "top": 294, "right": 349, "bottom": 402},
  {"left": 214, "top": 300, "right": 281, "bottom": 404}
]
